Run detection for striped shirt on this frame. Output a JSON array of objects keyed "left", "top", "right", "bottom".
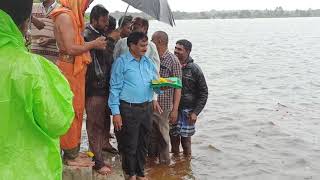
[
  {"left": 31, "top": 2, "right": 59, "bottom": 61},
  {"left": 158, "top": 50, "right": 182, "bottom": 110}
]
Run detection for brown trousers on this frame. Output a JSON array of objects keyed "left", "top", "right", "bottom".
[
  {"left": 149, "top": 110, "right": 171, "bottom": 164},
  {"left": 85, "top": 96, "right": 111, "bottom": 170}
]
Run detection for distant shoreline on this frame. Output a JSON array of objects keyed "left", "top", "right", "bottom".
[
  {"left": 167, "top": 16, "right": 320, "bottom": 21},
  {"left": 108, "top": 7, "right": 320, "bottom": 20}
]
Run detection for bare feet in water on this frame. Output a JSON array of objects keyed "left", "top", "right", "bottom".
[{"left": 64, "top": 155, "right": 95, "bottom": 167}]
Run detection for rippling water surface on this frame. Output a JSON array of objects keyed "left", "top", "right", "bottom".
[{"left": 144, "top": 18, "right": 320, "bottom": 180}]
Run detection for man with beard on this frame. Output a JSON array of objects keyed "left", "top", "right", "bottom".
[
  {"left": 171, "top": 39, "right": 208, "bottom": 156},
  {"left": 51, "top": 0, "right": 107, "bottom": 167},
  {"left": 84, "top": 4, "right": 117, "bottom": 174}
]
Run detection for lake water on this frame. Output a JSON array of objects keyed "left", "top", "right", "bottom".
[
  {"left": 80, "top": 17, "right": 320, "bottom": 180},
  {"left": 145, "top": 18, "right": 320, "bottom": 180}
]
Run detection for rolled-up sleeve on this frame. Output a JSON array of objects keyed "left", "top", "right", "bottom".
[{"left": 108, "top": 57, "right": 124, "bottom": 115}]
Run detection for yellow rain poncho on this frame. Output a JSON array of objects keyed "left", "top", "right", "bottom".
[{"left": 0, "top": 10, "right": 74, "bottom": 180}]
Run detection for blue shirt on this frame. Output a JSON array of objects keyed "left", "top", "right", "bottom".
[{"left": 108, "top": 52, "right": 158, "bottom": 115}]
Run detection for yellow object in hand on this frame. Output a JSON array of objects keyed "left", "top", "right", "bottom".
[
  {"left": 87, "top": 151, "right": 94, "bottom": 158},
  {"left": 159, "top": 78, "right": 168, "bottom": 83}
]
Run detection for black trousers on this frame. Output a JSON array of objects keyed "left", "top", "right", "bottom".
[{"left": 116, "top": 101, "right": 152, "bottom": 177}]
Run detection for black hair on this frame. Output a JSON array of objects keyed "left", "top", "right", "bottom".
[
  {"left": 0, "top": 0, "right": 33, "bottom": 27},
  {"left": 118, "top": 15, "right": 133, "bottom": 28},
  {"left": 127, "top": 31, "right": 148, "bottom": 47},
  {"left": 139, "top": 17, "right": 149, "bottom": 30},
  {"left": 89, "top": 4, "right": 109, "bottom": 24},
  {"left": 142, "top": 19, "right": 149, "bottom": 34},
  {"left": 133, "top": 17, "right": 149, "bottom": 33},
  {"left": 176, "top": 39, "right": 192, "bottom": 52},
  {"left": 140, "top": 18, "right": 149, "bottom": 29},
  {"left": 108, "top": 15, "right": 116, "bottom": 31}
]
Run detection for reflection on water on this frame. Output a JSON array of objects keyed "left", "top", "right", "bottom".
[{"left": 146, "top": 154, "right": 194, "bottom": 180}]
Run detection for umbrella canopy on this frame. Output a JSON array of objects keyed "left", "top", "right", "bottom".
[{"left": 121, "top": 0, "right": 175, "bottom": 26}]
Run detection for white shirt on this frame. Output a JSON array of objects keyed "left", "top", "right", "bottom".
[{"left": 113, "top": 38, "right": 161, "bottom": 72}]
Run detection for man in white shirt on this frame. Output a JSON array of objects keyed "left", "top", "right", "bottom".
[{"left": 113, "top": 17, "right": 160, "bottom": 72}]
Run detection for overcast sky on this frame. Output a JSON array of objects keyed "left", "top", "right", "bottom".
[{"left": 88, "top": 0, "right": 319, "bottom": 12}]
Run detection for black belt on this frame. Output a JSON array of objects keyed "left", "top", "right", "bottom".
[{"left": 120, "top": 100, "right": 151, "bottom": 107}]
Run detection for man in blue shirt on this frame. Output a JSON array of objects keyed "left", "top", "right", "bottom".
[{"left": 108, "top": 31, "right": 158, "bottom": 180}]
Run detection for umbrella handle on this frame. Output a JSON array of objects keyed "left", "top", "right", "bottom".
[{"left": 119, "top": 4, "right": 130, "bottom": 28}]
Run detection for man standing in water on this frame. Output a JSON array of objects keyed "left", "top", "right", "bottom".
[
  {"left": 51, "top": 0, "right": 107, "bottom": 167},
  {"left": 170, "top": 39, "right": 208, "bottom": 156},
  {"left": 109, "top": 32, "right": 158, "bottom": 180},
  {"left": 149, "top": 31, "right": 182, "bottom": 164}
]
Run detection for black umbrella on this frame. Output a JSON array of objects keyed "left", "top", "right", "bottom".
[{"left": 120, "top": 0, "right": 175, "bottom": 26}]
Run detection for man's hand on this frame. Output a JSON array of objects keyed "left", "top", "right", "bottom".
[
  {"left": 38, "top": 37, "right": 50, "bottom": 46},
  {"left": 169, "top": 109, "right": 178, "bottom": 124},
  {"left": 112, "top": 114, "right": 122, "bottom": 131},
  {"left": 93, "top": 36, "right": 107, "bottom": 50},
  {"left": 153, "top": 100, "right": 163, "bottom": 114},
  {"left": 108, "top": 30, "right": 120, "bottom": 41},
  {"left": 31, "top": 16, "right": 45, "bottom": 30},
  {"left": 188, "top": 112, "right": 197, "bottom": 125},
  {"left": 25, "top": 31, "right": 32, "bottom": 47}
]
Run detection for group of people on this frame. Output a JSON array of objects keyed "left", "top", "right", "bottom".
[{"left": 0, "top": 0, "right": 208, "bottom": 180}]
